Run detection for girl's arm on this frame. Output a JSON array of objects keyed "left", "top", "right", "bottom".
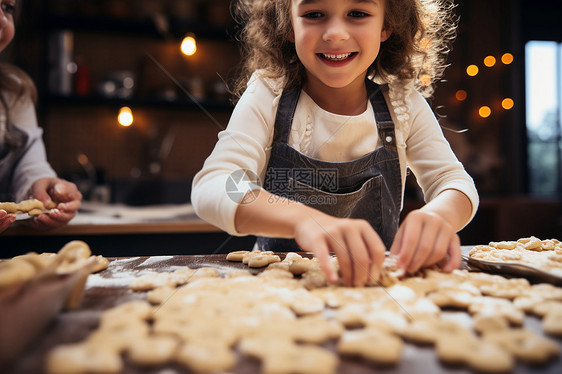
[
  {"left": 191, "top": 73, "right": 277, "bottom": 235},
  {"left": 393, "top": 90, "right": 478, "bottom": 274},
  {"left": 234, "top": 189, "right": 386, "bottom": 286},
  {"left": 9, "top": 95, "right": 58, "bottom": 202}
]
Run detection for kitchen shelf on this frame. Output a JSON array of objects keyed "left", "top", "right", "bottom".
[
  {"left": 45, "top": 94, "right": 234, "bottom": 112},
  {"left": 42, "top": 13, "right": 236, "bottom": 40}
]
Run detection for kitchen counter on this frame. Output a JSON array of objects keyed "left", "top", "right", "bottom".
[
  {"left": 3, "top": 202, "right": 221, "bottom": 236},
  {"left": 0, "top": 203, "right": 256, "bottom": 257},
  {"left": 5, "top": 251, "right": 562, "bottom": 374}
]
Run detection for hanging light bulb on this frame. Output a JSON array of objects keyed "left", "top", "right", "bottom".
[
  {"left": 118, "top": 106, "right": 133, "bottom": 127},
  {"left": 181, "top": 34, "right": 197, "bottom": 56}
]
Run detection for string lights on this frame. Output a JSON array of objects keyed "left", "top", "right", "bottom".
[{"left": 460, "top": 52, "right": 515, "bottom": 119}]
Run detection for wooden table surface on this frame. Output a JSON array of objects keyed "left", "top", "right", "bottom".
[{"left": 5, "top": 253, "right": 562, "bottom": 374}]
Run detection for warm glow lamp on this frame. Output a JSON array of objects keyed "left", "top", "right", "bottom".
[
  {"left": 181, "top": 34, "right": 197, "bottom": 56},
  {"left": 118, "top": 106, "right": 133, "bottom": 127}
]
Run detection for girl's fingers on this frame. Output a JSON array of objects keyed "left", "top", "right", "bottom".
[
  {"left": 394, "top": 220, "right": 422, "bottom": 273},
  {"left": 330, "top": 236, "right": 353, "bottom": 286},
  {"left": 344, "top": 232, "right": 370, "bottom": 287},
  {"left": 312, "top": 242, "right": 338, "bottom": 283},
  {"left": 362, "top": 228, "right": 385, "bottom": 283},
  {"left": 0, "top": 213, "right": 16, "bottom": 232},
  {"left": 425, "top": 231, "right": 452, "bottom": 266},
  {"left": 389, "top": 224, "right": 404, "bottom": 256},
  {"left": 29, "top": 209, "right": 76, "bottom": 230},
  {"left": 57, "top": 200, "right": 81, "bottom": 213},
  {"left": 406, "top": 220, "right": 440, "bottom": 273},
  {"left": 442, "top": 235, "right": 462, "bottom": 272}
]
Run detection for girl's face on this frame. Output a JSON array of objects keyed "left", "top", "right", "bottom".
[
  {"left": 290, "top": 0, "right": 390, "bottom": 91},
  {"left": 0, "top": 0, "right": 15, "bottom": 53}
]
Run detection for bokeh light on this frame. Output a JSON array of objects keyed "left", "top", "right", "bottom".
[
  {"left": 484, "top": 56, "right": 496, "bottom": 67},
  {"left": 419, "top": 74, "right": 431, "bottom": 86},
  {"left": 118, "top": 107, "right": 133, "bottom": 127},
  {"left": 455, "top": 90, "right": 467, "bottom": 101},
  {"left": 501, "top": 53, "right": 514, "bottom": 65},
  {"left": 181, "top": 35, "right": 197, "bottom": 56},
  {"left": 466, "top": 64, "right": 479, "bottom": 76},
  {"left": 502, "top": 98, "right": 514, "bottom": 110},
  {"left": 419, "top": 38, "right": 432, "bottom": 50},
  {"left": 479, "top": 106, "right": 491, "bottom": 118}
]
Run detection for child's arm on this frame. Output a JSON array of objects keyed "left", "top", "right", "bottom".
[
  {"left": 235, "top": 189, "right": 386, "bottom": 286},
  {"left": 390, "top": 189, "right": 472, "bottom": 274}
]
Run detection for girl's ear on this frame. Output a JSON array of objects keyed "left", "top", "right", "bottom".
[{"left": 381, "top": 27, "right": 392, "bottom": 42}]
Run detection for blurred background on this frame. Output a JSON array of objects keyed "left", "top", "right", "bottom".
[{"left": 1, "top": 0, "right": 561, "bottom": 244}]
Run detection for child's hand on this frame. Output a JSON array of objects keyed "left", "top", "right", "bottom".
[
  {"left": 27, "top": 178, "right": 83, "bottom": 230},
  {"left": 294, "top": 214, "right": 386, "bottom": 286},
  {"left": 390, "top": 209, "right": 461, "bottom": 275},
  {"left": 0, "top": 210, "right": 16, "bottom": 233}
]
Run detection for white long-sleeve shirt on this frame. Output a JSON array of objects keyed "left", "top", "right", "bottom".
[
  {"left": 192, "top": 73, "right": 479, "bottom": 235},
  {"left": 0, "top": 91, "right": 57, "bottom": 202}
]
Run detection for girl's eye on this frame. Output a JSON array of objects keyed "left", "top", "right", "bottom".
[
  {"left": 1, "top": 2, "right": 16, "bottom": 15},
  {"left": 303, "top": 11, "right": 323, "bottom": 19},
  {"left": 348, "top": 10, "right": 368, "bottom": 18}
]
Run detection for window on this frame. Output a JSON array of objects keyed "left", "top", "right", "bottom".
[{"left": 525, "top": 41, "right": 562, "bottom": 197}]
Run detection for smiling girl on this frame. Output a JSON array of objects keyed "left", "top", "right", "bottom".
[{"left": 192, "top": 0, "right": 478, "bottom": 286}]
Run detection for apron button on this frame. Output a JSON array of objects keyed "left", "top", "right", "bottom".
[{"left": 385, "top": 136, "right": 393, "bottom": 143}]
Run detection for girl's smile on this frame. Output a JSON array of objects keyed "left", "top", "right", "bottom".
[{"left": 317, "top": 52, "right": 358, "bottom": 66}]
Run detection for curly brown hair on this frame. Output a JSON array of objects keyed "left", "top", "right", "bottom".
[
  {"left": 231, "top": 0, "right": 458, "bottom": 101},
  {"left": 0, "top": 0, "right": 38, "bottom": 148}
]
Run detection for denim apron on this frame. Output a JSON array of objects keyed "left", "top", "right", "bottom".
[
  {"left": 0, "top": 124, "right": 29, "bottom": 201},
  {"left": 256, "top": 79, "right": 402, "bottom": 251}
]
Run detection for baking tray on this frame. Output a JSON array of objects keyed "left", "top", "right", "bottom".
[
  {"left": 463, "top": 255, "right": 562, "bottom": 286},
  {"left": 0, "top": 259, "right": 96, "bottom": 368}
]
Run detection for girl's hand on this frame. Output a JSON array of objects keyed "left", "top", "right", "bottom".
[
  {"left": 390, "top": 209, "right": 461, "bottom": 275},
  {"left": 0, "top": 210, "right": 16, "bottom": 233},
  {"left": 294, "top": 214, "right": 386, "bottom": 286},
  {"left": 27, "top": 178, "right": 82, "bottom": 230}
]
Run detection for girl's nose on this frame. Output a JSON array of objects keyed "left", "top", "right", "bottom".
[{"left": 323, "top": 18, "right": 349, "bottom": 42}]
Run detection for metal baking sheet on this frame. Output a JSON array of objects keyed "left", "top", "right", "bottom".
[{"left": 463, "top": 255, "right": 562, "bottom": 285}]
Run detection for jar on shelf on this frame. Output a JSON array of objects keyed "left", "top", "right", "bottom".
[
  {"left": 134, "top": 0, "right": 166, "bottom": 19},
  {"left": 50, "top": 0, "right": 77, "bottom": 15},
  {"left": 168, "top": 0, "right": 198, "bottom": 21},
  {"left": 201, "top": 0, "right": 232, "bottom": 26},
  {"left": 100, "top": 0, "right": 133, "bottom": 19},
  {"left": 98, "top": 71, "right": 135, "bottom": 99}
]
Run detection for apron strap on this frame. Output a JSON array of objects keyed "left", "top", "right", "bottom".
[
  {"left": 366, "top": 80, "right": 398, "bottom": 153},
  {"left": 271, "top": 86, "right": 301, "bottom": 145}
]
